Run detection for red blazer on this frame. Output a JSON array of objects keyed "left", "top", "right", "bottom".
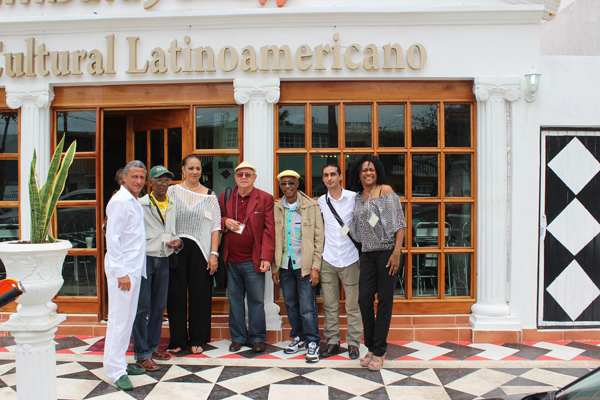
[{"left": 218, "top": 186, "right": 275, "bottom": 273}]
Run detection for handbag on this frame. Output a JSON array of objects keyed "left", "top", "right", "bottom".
[
  {"left": 215, "top": 187, "right": 232, "bottom": 289},
  {"left": 326, "top": 195, "right": 362, "bottom": 254}
]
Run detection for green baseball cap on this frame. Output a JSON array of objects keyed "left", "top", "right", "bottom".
[{"left": 148, "top": 165, "right": 174, "bottom": 179}]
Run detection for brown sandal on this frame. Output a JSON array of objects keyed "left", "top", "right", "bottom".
[
  {"left": 368, "top": 354, "right": 385, "bottom": 371},
  {"left": 359, "top": 352, "right": 373, "bottom": 368}
]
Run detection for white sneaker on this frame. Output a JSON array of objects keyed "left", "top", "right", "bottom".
[
  {"left": 305, "top": 342, "right": 320, "bottom": 363},
  {"left": 284, "top": 337, "right": 307, "bottom": 354}
]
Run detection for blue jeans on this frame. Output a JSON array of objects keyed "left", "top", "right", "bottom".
[
  {"left": 227, "top": 261, "right": 266, "bottom": 344},
  {"left": 132, "top": 256, "right": 169, "bottom": 361},
  {"left": 279, "top": 267, "right": 320, "bottom": 343}
]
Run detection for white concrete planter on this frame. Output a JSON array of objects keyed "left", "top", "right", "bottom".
[{"left": 0, "top": 240, "right": 71, "bottom": 322}]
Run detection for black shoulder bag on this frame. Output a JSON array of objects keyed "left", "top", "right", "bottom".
[
  {"left": 326, "top": 196, "right": 362, "bottom": 254},
  {"left": 215, "top": 187, "right": 232, "bottom": 289},
  {"left": 149, "top": 195, "right": 180, "bottom": 270}
]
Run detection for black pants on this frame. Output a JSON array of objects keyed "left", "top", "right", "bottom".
[
  {"left": 167, "top": 238, "right": 212, "bottom": 349},
  {"left": 358, "top": 249, "right": 397, "bottom": 357}
]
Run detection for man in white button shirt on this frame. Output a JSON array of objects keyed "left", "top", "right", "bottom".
[
  {"left": 104, "top": 160, "right": 148, "bottom": 391},
  {"left": 317, "top": 164, "right": 362, "bottom": 360}
]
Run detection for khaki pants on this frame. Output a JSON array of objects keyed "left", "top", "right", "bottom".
[{"left": 320, "top": 259, "right": 362, "bottom": 347}]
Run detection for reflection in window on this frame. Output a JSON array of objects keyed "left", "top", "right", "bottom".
[
  {"left": 412, "top": 154, "right": 438, "bottom": 197},
  {"left": 345, "top": 105, "right": 371, "bottom": 148},
  {"left": 62, "top": 159, "right": 96, "bottom": 199},
  {"left": 379, "top": 105, "right": 405, "bottom": 147},
  {"left": 412, "top": 253, "right": 439, "bottom": 297},
  {"left": 278, "top": 155, "right": 306, "bottom": 196},
  {"left": 312, "top": 105, "right": 338, "bottom": 148},
  {"left": 411, "top": 104, "right": 438, "bottom": 147},
  {"left": 200, "top": 155, "right": 238, "bottom": 196},
  {"left": 445, "top": 154, "right": 471, "bottom": 197},
  {"left": 196, "top": 107, "right": 239, "bottom": 150},
  {"left": 57, "top": 207, "right": 96, "bottom": 249},
  {"left": 279, "top": 106, "right": 305, "bottom": 148},
  {"left": 0, "top": 160, "right": 18, "bottom": 202},
  {"left": 0, "top": 207, "right": 19, "bottom": 243},
  {"left": 379, "top": 154, "right": 405, "bottom": 197},
  {"left": 311, "top": 154, "right": 339, "bottom": 198},
  {"left": 445, "top": 104, "right": 471, "bottom": 147},
  {"left": 0, "top": 112, "right": 19, "bottom": 154},
  {"left": 56, "top": 111, "right": 96, "bottom": 152},
  {"left": 446, "top": 204, "right": 471, "bottom": 247},
  {"left": 59, "top": 255, "right": 97, "bottom": 297},
  {"left": 446, "top": 254, "right": 471, "bottom": 296}
]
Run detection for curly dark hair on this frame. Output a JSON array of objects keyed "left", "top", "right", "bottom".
[
  {"left": 346, "top": 154, "right": 387, "bottom": 192},
  {"left": 181, "top": 154, "right": 202, "bottom": 167}
]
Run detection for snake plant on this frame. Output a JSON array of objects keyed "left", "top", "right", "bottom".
[{"left": 29, "top": 136, "right": 77, "bottom": 244}]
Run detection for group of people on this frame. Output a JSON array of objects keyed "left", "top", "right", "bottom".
[{"left": 102, "top": 154, "right": 405, "bottom": 391}]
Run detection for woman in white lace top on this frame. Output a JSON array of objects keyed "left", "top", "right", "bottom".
[
  {"left": 167, "top": 155, "right": 221, "bottom": 355},
  {"left": 348, "top": 155, "right": 406, "bottom": 372}
]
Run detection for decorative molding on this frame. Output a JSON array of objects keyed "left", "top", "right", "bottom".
[
  {"left": 506, "top": 0, "right": 561, "bottom": 20},
  {"left": 6, "top": 85, "right": 55, "bottom": 110},
  {"left": 473, "top": 78, "right": 521, "bottom": 103},
  {"left": 234, "top": 78, "right": 280, "bottom": 105}
]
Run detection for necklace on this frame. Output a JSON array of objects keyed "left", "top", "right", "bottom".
[
  {"left": 183, "top": 180, "right": 201, "bottom": 191},
  {"left": 363, "top": 185, "right": 377, "bottom": 201}
]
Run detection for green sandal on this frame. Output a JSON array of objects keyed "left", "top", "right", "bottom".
[{"left": 115, "top": 375, "right": 133, "bottom": 391}]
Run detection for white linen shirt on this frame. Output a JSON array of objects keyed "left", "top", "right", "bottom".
[
  {"left": 317, "top": 188, "right": 359, "bottom": 268},
  {"left": 105, "top": 186, "right": 147, "bottom": 280}
]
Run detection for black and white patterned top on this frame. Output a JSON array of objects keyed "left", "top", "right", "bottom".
[{"left": 349, "top": 192, "right": 406, "bottom": 252}]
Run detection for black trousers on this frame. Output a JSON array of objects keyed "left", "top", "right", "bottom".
[
  {"left": 167, "top": 238, "right": 212, "bottom": 349},
  {"left": 358, "top": 249, "right": 397, "bottom": 357}
]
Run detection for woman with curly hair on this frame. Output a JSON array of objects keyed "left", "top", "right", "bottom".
[{"left": 348, "top": 155, "right": 406, "bottom": 371}]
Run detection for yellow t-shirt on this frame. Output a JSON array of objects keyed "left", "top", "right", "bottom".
[{"left": 150, "top": 193, "right": 169, "bottom": 221}]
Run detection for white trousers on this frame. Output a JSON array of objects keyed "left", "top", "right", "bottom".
[{"left": 103, "top": 274, "right": 141, "bottom": 383}]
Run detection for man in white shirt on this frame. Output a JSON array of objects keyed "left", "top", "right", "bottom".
[
  {"left": 317, "top": 164, "right": 362, "bottom": 360},
  {"left": 104, "top": 160, "right": 148, "bottom": 391}
]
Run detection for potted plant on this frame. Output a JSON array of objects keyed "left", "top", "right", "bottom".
[{"left": 0, "top": 136, "right": 76, "bottom": 321}]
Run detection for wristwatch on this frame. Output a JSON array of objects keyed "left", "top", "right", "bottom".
[{"left": 210, "top": 251, "right": 219, "bottom": 257}]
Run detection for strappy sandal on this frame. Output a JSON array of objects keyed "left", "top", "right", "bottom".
[
  {"left": 191, "top": 345, "right": 203, "bottom": 354},
  {"left": 368, "top": 354, "right": 385, "bottom": 371},
  {"left": 359, "top": 352, "right": 373, "bottom": 367}
]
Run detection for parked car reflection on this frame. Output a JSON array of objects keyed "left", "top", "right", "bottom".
[{"left": 57, "top": 189, "right": 96, "bottom": 249}]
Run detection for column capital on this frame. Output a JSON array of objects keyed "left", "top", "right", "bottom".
[
  {"left": 473, "top": 78, "right": 520, "bottom": 103},
  {"left": 6, "top": 84, "right": 54, "bottom": 110},
  {"left": 234, "top": 78, "right": 280, "bottom": 105}
]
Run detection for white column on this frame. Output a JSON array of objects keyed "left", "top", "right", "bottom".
[
  {"left": 234, "top": 78, "right": 282, "bottom": 332},
  {"left": 6, "top": 84, "right": 54, "bottom": 241},
  {"left": 470, "top": 78, "right": 521, "bottom": 331}
]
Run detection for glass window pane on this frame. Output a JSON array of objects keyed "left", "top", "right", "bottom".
[
  {"left": 0, "top": 207, "right": 19, "bottom": 243},
  {"left": 279, "top": 106, "right": 305, "bottom": 148},
  {"left": 134, "top": 131, "right": 148, "bottom": 166},
  {"left": 446, "top": 204, "right": 472, "bottom": 247},
  {"left": 196, "top": 107, "right": 239, "bottom": 150},
  {"left": 412, "top": 253, "right": 438, "bottom": 297},
  {"left": 345, "top": 105, "right": 371, "bottom": 148},
  {"left": 0, "top": 112, "right": 19, "bottom": 154},
  {"left": 61, "top": 159, "right": 96, "bottom": 200},
  {"left": 312, "top": 105, "right": 338, "bottom": 148},
  {"left": 411, "top": 104, "right": 438, "bottom": 147},
  {"left": 150, "top": 129, "right": 165, "bottom": 169},
  {"left": 311, "top": 154, "right": 340, "bottom": 198},
  {"left": 278, "top": 155, "right": 306, "bottom": 197},
  {"left": 57, "top": 207, "right": 96, "bottom": 249},
  {"left": 379, "top": 105, "right": 405, "bottom": 147},
  {"left": 0, "top": 160, "right": 18, "bottom": 201},
  {"left": 412, "top": 204, "right": 439, "bottom": 247},
  {"left": 445, "top": 104, "right": 471, "bottom": 147},
  {"left": 56, "top": 111, "right": 96, "bottom": 152},
  {"left": 168, "top": 128, "right": 183, "bottom": 181},
  {"left": 445, "top": 253, "right": 471, "bottom": 297},
  {"left": 199, "top": 155, "right": 238, "bottom": 196},
  {"left": 445, "top": 154, "right": 471, "bottom": 197},
  {"left": 59, "top": 255, "right": 97, "bottom": 297},
  {"left": 379, "top": 154, "right": 405, "bottom": 197},
  {"left": 412, "top": 154, "right": 438, "bottom": 197},
  {"left": 395, "top": 251, "right": 406, "bottom": 297}
]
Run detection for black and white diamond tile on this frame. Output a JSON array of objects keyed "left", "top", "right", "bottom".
[{"left": 543, "top": 134, "right": 600, "bottom": 323}]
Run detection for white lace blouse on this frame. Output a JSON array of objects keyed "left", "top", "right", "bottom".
[{"left": 168, "top": 184, "right": 221, "bottom": 262}]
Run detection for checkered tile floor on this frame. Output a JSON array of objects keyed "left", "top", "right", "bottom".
[{"left": 0, "top": 336, "right": 599, "bottom": 399}]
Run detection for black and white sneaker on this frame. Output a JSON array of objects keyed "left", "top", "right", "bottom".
[
  {"left": 305, "top": 342, "right": 320, "bottom": 363},
  {"left": 284, "top": 337, "right": 307, "bottom": 354}
]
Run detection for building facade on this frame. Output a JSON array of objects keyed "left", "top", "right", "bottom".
[{"left": 1, "top": 0, "right": 599, "bottom": 342}]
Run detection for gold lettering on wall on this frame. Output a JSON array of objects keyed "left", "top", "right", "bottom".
[
  {"left": 218, "top": 46, "right": 238, "bottom": 72},
  {"left": 241, "top": 46, "right": 259, "bottom": 72},
  {"left": 126, "top": 37, "right": 149, "bottom": 74},
  {"left": 406, "top": 43, "right": 427, "bottom": 70}
]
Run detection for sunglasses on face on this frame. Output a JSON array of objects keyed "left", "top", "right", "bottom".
[
  {"left": 235, "top": 172, "right": 254, "bottom": 178},
  {"left": 280, "top": 181, "right": 297, "bottom": 187}
]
